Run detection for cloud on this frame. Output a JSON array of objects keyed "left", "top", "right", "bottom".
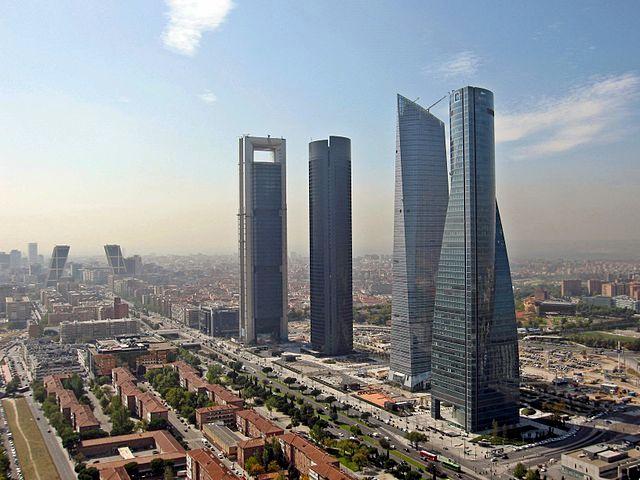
[
  {"left": 436, "top": 51, "right": 482, "bottom": 78},
  {"left": 198, "top": 90, "right": 217, "bottom": 104},
  {"left": 496, "top": 73, "right": 640, "bottom": 157},
  {"left": 162, "top": 0, "right": 233, "bottom": 56}
]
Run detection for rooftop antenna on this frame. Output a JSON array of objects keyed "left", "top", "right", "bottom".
[{"left": 427, "top": 94, "right": 448, "bottom": 112}]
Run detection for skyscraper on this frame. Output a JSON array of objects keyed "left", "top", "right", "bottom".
[
  {"left": 309, "top": 136, "right": 353, "bottom": 356},
  {"left": 104, "top": 245, "right": 127, "bottom": 275},
  {"left": 431, "top": 87, "right": 520, "bottom": 433},
  {"left": 28, "top": 242, "right": 38, "bottom": 265},
  {"left": 46, "top": 245, "right": 70, "bottom": 287},
  {"left": 389, "top": 95, "right": 449, "bottom": 390},
  {"left": 239, "top": 135, "right": 288, "bottom": 344}
]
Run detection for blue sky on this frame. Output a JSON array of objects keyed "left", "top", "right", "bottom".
[{"left": 1, "top": 1, "right": 639, "bottom": 258}]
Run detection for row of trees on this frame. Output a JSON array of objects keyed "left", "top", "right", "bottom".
[
  {"left": 569, "top": 332, "right": 640, "bottom": 351},
  {"left": 0, "top": 444, "right": 10, "bottom": 480},
  {"left": 244, "top": 438, "right": 288, "bottom": 476},
  {"left": 513, "top": 463, "right": 542, "bottom": 480},
  {"left": 145, "top": 367, "right": 212, "bottom": 424},
  {"left": 32, "top": 379, "right": 107, "bottom": 451},
  {"left": 177, "top": 348, "right": 201, "bottom": 368}
]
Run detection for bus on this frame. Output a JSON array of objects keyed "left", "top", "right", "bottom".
[
  {"left": 419, "top": 450, "right": 438, "bottom": 462},
  {"left": 439, "top": 456, "right": 461, "bottom": 472}
]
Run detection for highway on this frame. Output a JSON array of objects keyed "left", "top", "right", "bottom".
[{"left": 182, "top": 333, "right": 479, "bottom": 479}]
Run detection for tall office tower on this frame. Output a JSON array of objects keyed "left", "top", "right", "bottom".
[
  {"left": 28, "top": 243, "right": 38, "bottom": 265},
  {"left": 104, "top": 245, "right": 127, "bottom": 275},
  {"left": 431, "top": 87, "right": 520, "bottom": 433},
  {"left": 309, "top": 136, "right": 353, "bottom": 356},
  {"left": 389, "top": 95, "right": 449, "bottom": 390},
  {"left": 124, "top": 255, "right": 143, "bottom": 276},
  {"left": 238, "top": 136, "right": 288, "bottom": 344},
  {"left": 9, "top": 250, "right": 22, "bottom": 269},
  {"left": 46, "top": 245, "right": 70, "bottom": 287}
]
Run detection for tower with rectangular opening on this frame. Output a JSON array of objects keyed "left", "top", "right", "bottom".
[{"left": 238, "top": 136, "right": 288, "bottom": 344}]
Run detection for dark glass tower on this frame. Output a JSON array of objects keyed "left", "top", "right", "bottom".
[
  {"left": 389, "top": 95, "right": 448, "bottom": 390},
  {"left": 104, "top": 244, "right": 127, "bottom": 275},
  {"left": 431, "top": 87, "right": 520, "bottom": 432},
  {"left": 46, "top": 245, "right": 70, "bottom": 287},
  {"left": 239, "top": 136, "right": 288, "bottom": 344},
  {"left": 309, "top": 136, "right": 353, "bottom": 355}
]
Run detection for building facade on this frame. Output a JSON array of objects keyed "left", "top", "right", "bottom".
[
  {"left": 46, "top": 245, "right": 70, "bottom": 287},
  {"left": 431, "top": 86, "right": 520, "bottom": 432},
  {"left": 309, "top": 136, "right": 353, "bottom": 356},
  {"left": 388, "top": 95, "right": 448, "bottom": 390},
  {"left": 238, "top": 136, "right": 288, "bottom": 344},
  {"left": 28, "top": 242, "right": 38, "bottom": 265},
  {"left": 561, "top": 279, "right": 582, "bottom": 297}
]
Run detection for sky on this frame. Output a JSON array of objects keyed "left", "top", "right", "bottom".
[{"left": 1, "top": 1, "right": 639, "bottom": 259}]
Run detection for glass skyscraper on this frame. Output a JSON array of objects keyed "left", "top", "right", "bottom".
[
  {"left": 309, "top": 136, "right": 353, "bottom": 356},
  {"left": 431, "top": 87, "right": 520, "bottom": 432},
  {"left": 46, "top": 245, "right": 70, "bottom": 287},
  {"left": 238, "top": 136, "right": 288, "bottom": 344},
  {"left": 389, "top": 95, "right": 449, "bottom": 390}
]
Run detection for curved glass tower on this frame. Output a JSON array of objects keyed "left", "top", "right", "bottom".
[
  {"left": 431, "top": 87, "right": 520, "bottom": 432},
  {"left": 389, "top": 95, "right": 448, "bottom": 390}
]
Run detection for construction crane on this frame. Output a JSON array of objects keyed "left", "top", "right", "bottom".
[{"left": 427, "top": 94, "right": 448, "bottom": 112}]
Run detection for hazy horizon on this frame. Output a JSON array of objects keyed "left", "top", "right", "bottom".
[{"left": 2, "top": 2, "right": 639, "bottom": 260}]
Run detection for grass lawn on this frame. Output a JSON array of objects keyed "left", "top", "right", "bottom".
[
  {"left": 338, "top": 456, "right": 359, "bottom": 471},
  {"left": 3, "top": 397, "right": 61, "bottom": 480},
  {"left": 390, "top": 450, "right": 425, "bottom": 470}
]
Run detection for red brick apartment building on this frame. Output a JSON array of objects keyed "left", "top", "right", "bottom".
[{"left": 43, "top": 374, "right": 100, "bottom": 433}]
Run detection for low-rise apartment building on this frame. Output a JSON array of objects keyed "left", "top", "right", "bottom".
[
  {"left": 186, "top": 448, "right": 240, "bottom": 480},
  {"left": 112, "top": 367, "right": 168, "bottom": 422},
  {"left": 44, "top": 374, "right": 100, "bottom": 433},
  {"left": 235, "top": 409, "right": 284, "bottom": 439}
]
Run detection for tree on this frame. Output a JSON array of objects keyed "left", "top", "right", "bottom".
[
  {"left": 406, "top": 471, "right": 421, "bottom": 480},
  {"left": 406, "top": 431, "right": 427, "bottom": 449},
  {"left": 283, "top": 377, "right": 296, "bottom": 385},
  {"left": 360, "top": 411, "right": 371, "bottom": 421},
  {"left": 148, "top": 417, "right": 169, "bottom": 431},
  {"left": 325, "top": 395, "right": 337, "bottom": 404},
  {"left": 525, "top": 469, "right": 541, "bottom": 480},
  {"left": 32, "top": 381, "right": 47, "bottom": 402},
  {"left": 5, "top": 377, "right": 20, "bottom": 394},
  {"left": 164, "top": 463, "right": 176, "bottom": 480},
  {"left": 379, "top": 438, "right": 391, "bottom": 458},
  {"left": 246, "top": 455, "right": 265, "bottom": 476},
  {"left": 123, "top": 462, "right": 139, "bottom": 476},
  {"left": 110, "top": 396, "right": 134, "bottom": 435},
  {"left": 513, "top": 463, "right": 528, "bottom": 479},
  {"left": 151, "top": 458, "right": 166, "bottom": 475},
  {"left": 265, "top": 396, "right": 278, "bottom": 417},
  {"left": 352, "top": 452, "right": 368, "bottom": 469}
]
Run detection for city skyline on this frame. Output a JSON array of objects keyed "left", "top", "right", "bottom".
[{"left": 1, "top": 2, "right": 639, "bottom": 258}]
